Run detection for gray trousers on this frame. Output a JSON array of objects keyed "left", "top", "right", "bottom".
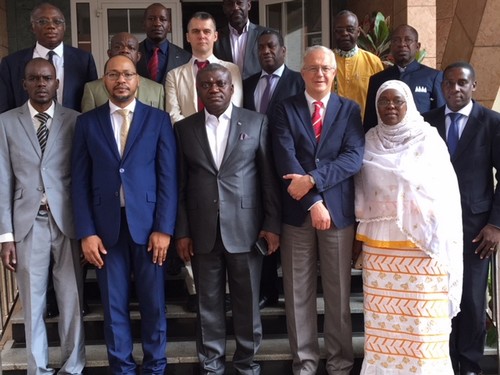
[
  {"left": 281, "top": 216, "right": 354, "bottom": 375},
  {"left": 15, "top": 211, "right": 85, "bottom": 375}
]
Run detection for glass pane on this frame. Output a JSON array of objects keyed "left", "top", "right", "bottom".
[
  {"left": 266, "top": 3, "right": 282, "bottom": 32},
  {"left": 129, "top": 9, "right": 145, "bottom": 35},
  {"left": 305, "top": 0, "right": 322, "bottom": 45},
  {"left": 285, "top": 1, "right": 304, "bottom": 70},
  {"left": 108, "top": 9, "right": 128, "bottom": 35},
  {"left": 76, "top": 3, "right": 91, "bottom": 52}
]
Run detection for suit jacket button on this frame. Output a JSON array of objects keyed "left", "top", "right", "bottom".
[
  {"left": 213, "top": 199, "right": 217, "bottom": 203},
  {"left": 37, "top": 186, "right": 43, "bottom": 191},
  {"left": 119, "top": 168, "right": 125, "bottom": 173},
  {"left": 114, "top": 192, "right": 119, "bottom": 197}
]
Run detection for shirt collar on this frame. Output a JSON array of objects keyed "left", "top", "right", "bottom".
[
  {"left": 304, "top": 91, "right": 330, "bottom": 110},
  {"left": 145, "top": 38, "right": 169, "bottom": 55},
  {"left": 334, "top": 45, "right": 358, "bottom": 58},
  {"left": 228, "top": 20, "right": 249, "bottom": 36},
  {"left": 35, "top": 41, "right": 64, "bottom": 58},
  {"left": 445, "top": 101, "right": 473, "bottom": 117},
  {"left": 191, "top": 55, "right": 217, "bottom": 64},
  {"left": 260, "top": 64, "right": 285, "bottom": 79},
  {"left": 109, "top": 99, "right": 137, "bottom": 115},
  {"left": 205, "top": 103, "right": 233, "bottom": 122},
  {"left": 28, "top": 100, "right": 56, "bottom": 119}
]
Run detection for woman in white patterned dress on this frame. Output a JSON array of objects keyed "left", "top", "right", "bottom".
[{"left": 354, "top": 80, "right": 463, "bottom": 375}]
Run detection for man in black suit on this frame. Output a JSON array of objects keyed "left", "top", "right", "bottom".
[
  {"left": 423, "top": 61, "right": 500, "bottom": 375},
  {"left": 243, "top": 29, "right": 304, "bottom": 309},
  {"left": 214, "top": 0, "right": 266, "bottom": 79},
  {"left": 175, "top": 63, "right": 281, "bottom": 374},
  {"left": 364, "top": 24, "right": 445, "bottom": 130},
  {"left": 137, "top": 3, "right": 191, "bottom": 84},
  {"left": 0, "top": 2, "right": 97, "bottom": 113}
]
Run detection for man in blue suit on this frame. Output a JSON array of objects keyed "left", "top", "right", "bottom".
[
  {"left": 243, "top": 29, "right": 304, "bottom": 309},
  {"left": 363, "top": 24, "right": 445, "bottom": 130},
  {"left": 424, "top": 61, "right": 500, "bottom": 375},
  {"left": 0, "top": 3, "right": 97, "bottom": 113},
  {"left": 271, "top": 46, "right": 364, "bottom": 374},
  {"left": 71, "top": 55, "right": 177, "bottom": 374}
]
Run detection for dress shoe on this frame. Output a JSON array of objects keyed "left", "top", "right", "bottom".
[
  {"left": 461, "top": 371, "right": 482, "bottom": 375},
  {"left": 259, "top": 295, "right": 278, "bottom": 309},
  {"left": 185, "top": 294, "right": 197, "bottom": 313},
  {"left": 82, "top": 300, "right": 91, "bottom": 316},
  {"left": 45, "top": 303, "right": 59, "bottom": 318}
]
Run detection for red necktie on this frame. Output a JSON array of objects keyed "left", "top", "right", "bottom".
[
  {"left": 312, "top": 101, "right": 323, "bottom": 142},
  {"left": 148, "top": 47, "right": 160, "bottom": 82},
  {"left": 195, "top": 60, "right": 210, "bottom": 111}
]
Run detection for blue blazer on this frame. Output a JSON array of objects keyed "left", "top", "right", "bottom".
[
  {"left": 423, "top": 102, "right": 500, "bottom": 242},
  {"left": 271, "top": 93, "right": 365, "bottom": 228},
  {"left": 243, "top": 65, "right": 305, "bottom": 114},
  {"left": 0, "top": 45, "right": 97, "bottom": 113},
  {"left": 363, "top": 60, "right": 445, "bottom": 130},
  {"left": 71, "top": 100, "right": 178, "bottom": 248}
]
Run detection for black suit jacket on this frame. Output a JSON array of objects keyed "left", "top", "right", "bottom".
[
  {"left": 175, "top": 106, "right": 281, "bottom": 254},
  {"left": 364, "top": 60, "right": 445, "bottom": 130},
  {"left": 0, "top": 45, "right": 97, "bottom": 113},
  {"left": 423, "top": 102, "right": 500, "bottom": 247},
  {"left": 214, "top": 22, "right": 267, "bottom": 80},
  {"left": 243, "top": 66, "right": 305, "bottom": 114},
  {"left": 137, "top": 40, "right": 191, "bottom": 85}
]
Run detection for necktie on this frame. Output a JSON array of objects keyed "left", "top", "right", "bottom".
[
  {"left": 259, "top": 74, "right": 275, "bottom": 114},
  {"left": 195, "top": 60, "right": 210, "bottom": 111},
  {"left": 312, "top": 101, "right": 324, "bottom": 142},
  {"left": 117, "top": 109, "right": 131, "bottom": 156},
  {"left": 47, "top": 50, "right": 56, "bottom": 64},
  {"left": 447, "top": 112, "right": 462, "bottom": 156},
  {"left": 35, "top": 112, "right": 50, "bottom": 154},
  {"left": 148, "top": 47, "right": 160, "bottom": 82}
]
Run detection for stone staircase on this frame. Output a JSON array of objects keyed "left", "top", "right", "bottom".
[{"left": 1, "top": 267, "right": 498, "bottom": 374}]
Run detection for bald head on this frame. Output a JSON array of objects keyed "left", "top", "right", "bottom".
[{"left": 108, "top": 32, "right": 142, "bottom": 64}]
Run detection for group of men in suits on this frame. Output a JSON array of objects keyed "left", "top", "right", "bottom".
[{"left": 0, "top": 2, "right": 499, "bottom": 375}]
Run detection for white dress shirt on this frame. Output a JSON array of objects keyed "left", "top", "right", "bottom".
[
  {"left": 228, "top": 20, "right": 250, "bottom": 75},
  {"left": 444, "top": 100, "right": 473, "bottom": 140},
  {"left": 205, "top": 103, "right": 233, "bottom": 169},
  {"left": 33, "top": 42, "right": 64, "bottom": 105},
  {"left": 254, "top": 64, "right": 285, "bottom": 112}
]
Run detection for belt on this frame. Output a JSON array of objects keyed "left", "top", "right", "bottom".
[{"left": 39, "top": 203, "right": 50, "bottom": 212}]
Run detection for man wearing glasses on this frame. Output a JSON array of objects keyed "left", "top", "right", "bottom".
[
  {"left": 271, "top": 45, "right": 364, "bottom": 375},
  {"left": 363, "top": 24, "right": 445, "bottom": 130},
  {"left": 0, "top": 3, "right": 97, "bottom": 113},
  {"left": 71, "top": 55, "right": 177, "bottom": 374}
]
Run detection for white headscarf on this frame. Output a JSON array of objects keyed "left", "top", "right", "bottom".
[{"left": 356, "top": 80, "right": 464, "bottom": 318}]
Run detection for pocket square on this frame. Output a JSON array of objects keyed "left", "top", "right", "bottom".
[{"left": 239, "top": 132, "right": 252, "bottom": 140}]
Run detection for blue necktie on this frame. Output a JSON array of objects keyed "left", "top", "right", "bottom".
[
  {"left": 259, "top": 74, "right": 275, "bottom": 114},
  {"left": 447, "top": 112, "right": 462, "bottom": 156}
]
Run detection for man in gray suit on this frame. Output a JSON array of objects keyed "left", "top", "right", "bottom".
[
  {"left": 82, "top": 32, "right": 165, "bottom": 112},
  {"left": 175, "top": 63, "right": 281, "bottom": 374},
  {"left": 0, "top": 58, "right": 85, "bottom": 374}
]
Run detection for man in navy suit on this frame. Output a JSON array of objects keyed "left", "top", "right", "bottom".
[
  {"left": 363, "top": 24, "right": 445, "bottom": 130},
  {"left": 423, "top": 61, "right": 500, "bottom": 375},
  {"left": 0, "top": 2, "right": 97, "bottom": 113},
  {"left": 137, "top": 3, "right": 191, "bottom": 85},
  {"left": 243, "top": 29, "right": 304, "bottom": 309},
  {"left": 71, "top": 55, "right": 177, "bottom": 374},
  {"left": 214, "top": 0, "right": 266, "bottom": 79},
  {"left": 271, "top": 45, "right": 364, "bottom": 374}
]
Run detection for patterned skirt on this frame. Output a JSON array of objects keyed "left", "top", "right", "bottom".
[{"left": 360, "top": 244, "right": 454, "bottom": 375}]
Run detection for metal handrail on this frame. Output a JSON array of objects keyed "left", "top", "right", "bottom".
[{"left": 0, "top": 265, "right": 18, "bottom": 338}]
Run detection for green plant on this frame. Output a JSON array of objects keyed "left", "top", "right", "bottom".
[{"left": 358, "top": 11, "right": 427, "bottom": 65}]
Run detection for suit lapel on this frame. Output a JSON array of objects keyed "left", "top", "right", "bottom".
[
  {"left": 219, "top": 108, "right": 242, "bottom": 169},
  {"left": 43, "top": 103, "right": 64, "bottom": 156},
  {"left": 317, "top": 95, "right": 341, "bottom": 148},
  {"left": 18, "top": 104, "right": 43, "bottom": 157},
  {"left": 220, "top": 28, "right": 233, "bottom": 62},
  {"left": 97, "top": 104, "right": 121, "bottom": 161},
  {"left": 454, "top": 103, "right": 480, "bottom": 160},
  {"left": 122, "top": 101, "right": 146, "bottom": 160},
  {"left": 191, "top": 112, "right": 218, "bottom": 170},
  {"left": 292, "top": 95, "right": 316, "bottom": 144}
]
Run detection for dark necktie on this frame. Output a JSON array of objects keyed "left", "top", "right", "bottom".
[
  {"left": 195, "top": 60, "right": 210, "bottom": 111},
  {"left": 447, "top": 112, "right": 462, "bottom": 156},
  {"left": 47, "top": 50, "right": 56, "bottom": 64},
  {"left": 148, "top": 47, "right": 160, "bottom": 82},
  {"left": 35, "top": 112, "right": 50, "bottom": 154},
  {"left": 259, "top": 74, "right": 275, "bottom": 114},
  {"left": 312, "top": 101, "right": 324, "bottom": 142}
]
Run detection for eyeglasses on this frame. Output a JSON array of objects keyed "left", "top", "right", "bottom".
[
  {"left": 104, "top": 72, "right": 137, "bottom": 81},
  {"left": 199, "top": 81, "right": 229, "bottom": 90},
  {"left": 391, "top": 37, "right": 416, "bottom": 45},
  {"left": 302, "top": 66, "right": 335, "bottom": 74},
  {"left": 376, "top": 99, "right": 406, "bottom": 108},
  {"left": 33, "top": 18, "right": 65, "bottom": 27}
]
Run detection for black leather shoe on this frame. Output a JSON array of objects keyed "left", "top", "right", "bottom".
[
  {"left": 82, "top": 300, "right": 91, "bottom": 316},
  {"left": 461, "top": 372, "right": 482, "bottom": 375},
  {"left": 259, "top": 295, "right": 279, "bottom": 309},
  {"left": 45, "top": 303, "right": 59, "bottom": 318},
  {"left": 185, "top": 294, "right": 197, "bottom": 313}
]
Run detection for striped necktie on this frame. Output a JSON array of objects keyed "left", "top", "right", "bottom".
[
  {"left": 312, "top": 101, "right": 324, "bottom": 142},
  {"left": 35, "top": 112, "right": 50, "bottom": 154}
]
